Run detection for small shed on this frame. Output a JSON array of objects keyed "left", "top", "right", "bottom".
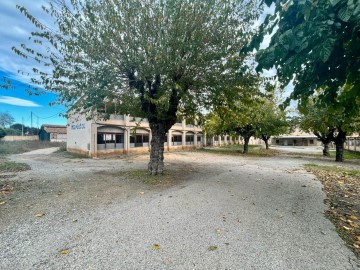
[{"left": 39, "top": 125, "right": 67, "bottom": 142}]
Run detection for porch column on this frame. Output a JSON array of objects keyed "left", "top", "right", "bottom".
[
  {"left": 182, "top": 131, "right": 186, "bottom": 148},
  {"left": 124, "top": 127, "right": 130, "bottom": 154},
  {"left": 167, "top": 130, "right": 172, "bottom": 151},
  {"left": 194, "top": 132, "right": 198, "bottom": 147}
]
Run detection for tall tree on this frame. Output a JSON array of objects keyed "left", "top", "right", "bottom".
[
  {"left": 249, "top": 0, "right": 360, "bottom": 161},
  {"left": 0, "top": 112, "right": 15, "bottom": 128},
  {"left": 204, "top": 83, "right": 266, "bottom": 154},
  {"left": 14, "top": 0, "right": 260, "bottom": 175},
  {"left": 298, "top": 93, "right": 360, "bottom": 161},
  {"left": 255, "top": 100, "right": 288, "bottom": 149}
]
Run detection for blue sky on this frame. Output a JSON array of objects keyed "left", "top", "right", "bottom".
[{"left": 0, "top": 0, "right": 67, "bottom": 127}]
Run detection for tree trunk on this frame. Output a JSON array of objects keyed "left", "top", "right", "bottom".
[
  {"left": 148, "top": 123, "right": 167, "bottom": 175},
  {"left": 335, "top": 141, "right": 344, "bottom": 162},
  {"left": 323, "top": 143, "right": 330, "bottom": 156},
  {"left": 334, "top": 130, "right": 346, "bottom": 162},
  {"left": 261, "top": 135, "right": 270, "bottom": 149},
  {"left": 128, "top": 72, "right": 181, "bottom": 175},
  {"left": 265, "top": 139, "right": 269, "bottom": 149},
  {"left": 243, "top": 136, "right": 250, "bottom": 154}
]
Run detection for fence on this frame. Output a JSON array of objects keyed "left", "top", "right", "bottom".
[{"left": 346, "top": 137, "right": 360, "bottom": 152}]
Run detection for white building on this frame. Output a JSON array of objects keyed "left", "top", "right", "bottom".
[{"left": 67, "top": 112, "right": 205, "bottom": 157}]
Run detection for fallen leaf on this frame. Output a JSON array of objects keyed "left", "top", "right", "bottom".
[
  {"left": 153, "top": 244, "right": 160, "bottom": 250},
  {"left": 349, "top": 215, "right": 358, "bottom": 221},
  {"left": 208, "top": 245, "right": 217, "bottom": 251},
  {"left": 215, "top": 228, "right": 221, "bottom": 234},
  {"left": 356, "top": 236, "right": 360, "bottom": 241},
  {"left": 35, "top": 213, "right": 45, "bottom": 217},
  {"left": 343, "top": 226, "right": 351, "bottom": 230},
  {"left": 59, "top": 249, "right": 69, "bottom": 255},
  {"left": 0, "top": 201, "right": 6, "bottom": 205},
  {"left": 139, "top": 192, "right": 145, "bottom": 195},
  {"left": 349, "top": 223, "right": 359, "bottom": 228},
  {"left": 353, "top": 243, "right": 359, "bottom": 249}
]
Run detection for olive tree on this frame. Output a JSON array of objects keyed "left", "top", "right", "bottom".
[{"left": 14, "top": 0, "right": 260, "bottom": 174}]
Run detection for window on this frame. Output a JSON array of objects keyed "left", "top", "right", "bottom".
[
  {"left": 276, "top": 139, "right": 280, "bottom": 144},
  {"left": 172, "top": 135, "right": 182, "bottom": 145},
  {"left": 309, "top": 139, "right": 314, "bottom": 145},
  {"left": 293, "top": 140, "right": 297, "bottom": 145},
  {"left": 130, "top": 134, "right": 149, "bottom": 147},
  {"left": 97, "top": 133, "right": 124, "bottom": 147},
  {"left": 186, "top": 135, "right": 194, "bottom": 145}
]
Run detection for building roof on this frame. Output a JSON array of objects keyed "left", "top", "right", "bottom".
[{"left": 42, "top": 125, "right": 67, "bottom": 134}]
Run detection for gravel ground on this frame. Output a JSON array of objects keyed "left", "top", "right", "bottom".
[{"left": 0, "top": 149, "right": 359, "bottom": 270}]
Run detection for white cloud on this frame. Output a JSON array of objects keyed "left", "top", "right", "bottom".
[
  {"left": 0, "top": 96, "right": 41, "bottom": 107},
  {"left": 0, "top": 0, "right": 52, "bottom": 83}
]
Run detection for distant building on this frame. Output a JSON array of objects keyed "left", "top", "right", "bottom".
[
  {"left": 38, "top": 125, "right": 67, "bottom": 142},
  {"left": 271, "top": 128, "right": 321, "bottom": 146}
]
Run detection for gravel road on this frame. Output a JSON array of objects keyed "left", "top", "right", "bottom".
[{"left": 0, "top": 149, "right": 359, "bottom": 270}]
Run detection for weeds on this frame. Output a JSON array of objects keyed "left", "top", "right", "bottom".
[
  {"left": 0, "top": 161, "right": 31, "bottom": 173},
  {"left": 0, "top": 141, "right": 65, "bottom": 157}
]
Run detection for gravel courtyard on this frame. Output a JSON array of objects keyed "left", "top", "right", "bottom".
[{"left": 0, "top": 149, "right": 359, "bottom": 270}]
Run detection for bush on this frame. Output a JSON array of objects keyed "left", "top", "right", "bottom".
[{"left": 0, "top": 128, "right": 5, "bottom": 138}]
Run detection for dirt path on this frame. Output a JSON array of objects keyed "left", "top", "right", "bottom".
[{"left": 0, "top": 150, "right": 359, "bottom": 269}]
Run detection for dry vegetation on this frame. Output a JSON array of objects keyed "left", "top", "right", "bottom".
[{"left": 306, "top": 164, "right": 360, "bottom": 258}]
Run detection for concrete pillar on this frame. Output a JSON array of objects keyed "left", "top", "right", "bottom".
[
  {"left": 194, "top": 132, "right": 198, "bottom": 147},
  {"left": 219, "top": 135, "right": 222, "bottom": 146},
  {"left": 348, "top": 137, "right": 350, "bottom": 150},
  {"left": 355, "top": 138, "right": 357, "bottom": 151},
  {"left": 204, "top": 133, "right": 207, "bottom": 146},
  {"left": 167, "top": 130, "right": 172, "bottom": 151},
  {"left": 124, "top": 128, "right": 130, "bottom": 154},
  {"left": 149, "top": 129, "right": 152, "bottom": 151},
  {"left": 91, "top": 123, "right": 97, "bottom": 157},
  {"left": 182, "top": 131, "right": 186, "bottom": 148},
  {"left": 224, "top": 135, "right": 228, "bottom": 145}
]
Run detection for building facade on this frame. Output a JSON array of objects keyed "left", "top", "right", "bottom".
[
  {"left": 271, "top": 128, "right": 322, "bottom": 146},
  {"left": 39, "top": 125, "right": 67, "bottom": 142},
  {"left": 67, "top": 112, "right": 205, "bottom": 157}
]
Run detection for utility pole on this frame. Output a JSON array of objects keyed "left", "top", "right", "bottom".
[
  {"left": 30, "top": 111, "right": 33, "bottom": 135},
  {"left": 22, "top": 117, "right": 24, "bottom": 136}
]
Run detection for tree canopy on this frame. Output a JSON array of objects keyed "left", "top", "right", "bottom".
[
  {"left": 248, "top": 0, "right": 360, "bottom": 161},
  {"left": 14, "top": 0, "right": 261, "bottom": 174},
  {"left": 0, "top": 112, "right": 15, "bottom": 128},
  {"left": 252, "top": 0, "right": 360, "bottom": 110},
  {"left": 204, "top": 85, "right": 287, "bottom": 153}
]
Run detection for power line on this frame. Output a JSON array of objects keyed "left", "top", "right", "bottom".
[{"left": 32, "top": 110, "right": 66, "bottom": 119}]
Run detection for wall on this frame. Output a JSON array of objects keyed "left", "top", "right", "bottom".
[
  {"left": 1, "top": 136, "right": 38, "bottom": 141},
  {"left": 67, "top": 111, "right": 93, "bottom": 156}
]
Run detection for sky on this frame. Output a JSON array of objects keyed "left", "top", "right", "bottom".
[
  {"left": 0, "top": 0, "right": 67, "bottom": 128},
  {"left": 0, "top": 1, "right": 278, "bottom": 129}
]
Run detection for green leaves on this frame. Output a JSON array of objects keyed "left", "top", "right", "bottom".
[
  {"left": 338, "top": 6, "right": 353, "bottom": 21},
  {"left": 319, "top": 38, "right": 336, "bottom": 63}
]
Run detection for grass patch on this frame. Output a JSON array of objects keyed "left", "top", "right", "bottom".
[
  {"left": 305, "top": 164, "right": 360, "bottom": 177},
  {"left": 125, "top": 169, "right": 175, "bottom": 185},
  {"left": 0, "top": 140, "right": 65, "bottom": 157},
  {"left": 54, "top": 150, "right": 89, "bottom": 159},
  {"left": 0, "top": 161, "right": 31, "bottom": 173},
  {"left": 201, "top": 144, "right": 278, "bottom": 157},
  {"left": 329, "top": 149, "right": 360, "bottom": 160}
]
